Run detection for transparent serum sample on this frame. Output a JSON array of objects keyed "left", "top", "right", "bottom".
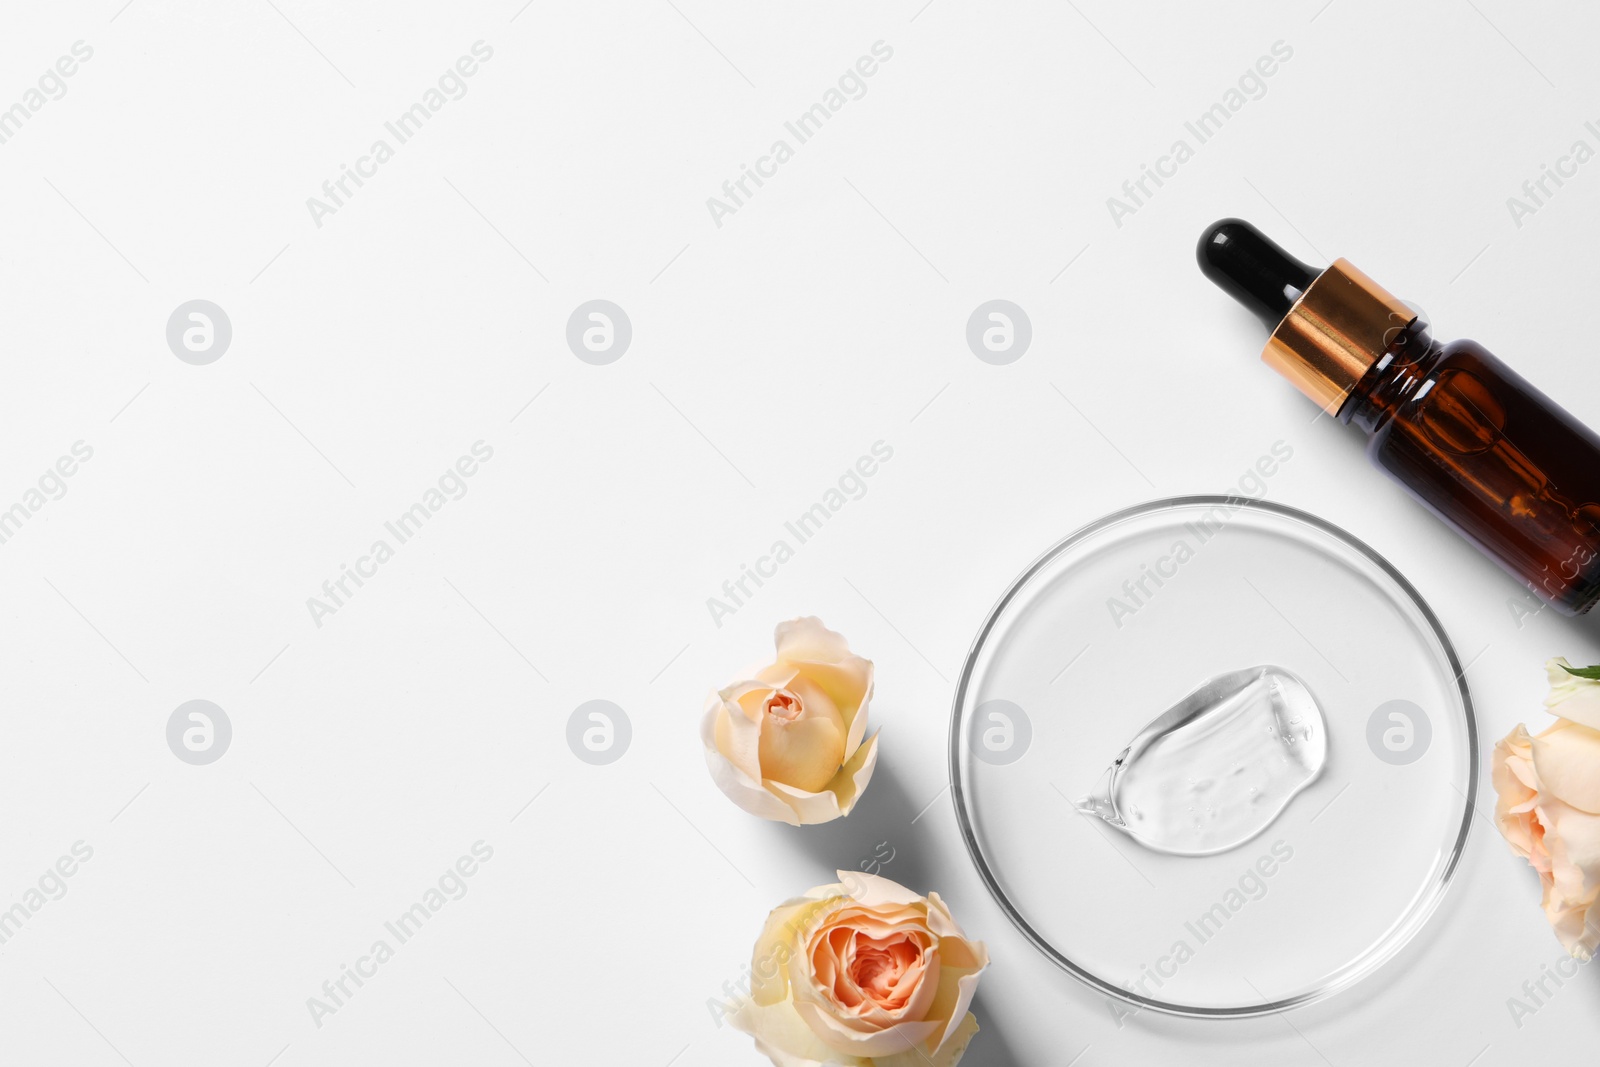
[{"left": 1076, "top": 666, "right": 1327, "bottom": 855}]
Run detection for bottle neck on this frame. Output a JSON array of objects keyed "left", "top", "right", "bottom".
[
  {"left": 1339, "top": 322, "right": 1445, "bottom": 433},
  {"left": 1260, "top": 259, "right": 1418, "bottom": 415}
]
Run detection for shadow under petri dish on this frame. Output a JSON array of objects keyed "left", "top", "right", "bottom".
[{"left": 1076, "top": 665, "right": 1327, "bottom": 856}]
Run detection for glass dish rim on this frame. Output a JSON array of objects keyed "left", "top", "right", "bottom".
[{"left": 946, "top": 494, "right": 1479, "bottom": 1019}]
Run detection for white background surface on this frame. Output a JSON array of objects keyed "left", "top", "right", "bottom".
[{"left": 1, "top": 1, "right": 1599, "bottom": 1064}]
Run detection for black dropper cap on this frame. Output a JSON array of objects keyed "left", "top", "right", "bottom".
[{"left": 1197, "top": 219, "right": 1321, "bottom": 331}]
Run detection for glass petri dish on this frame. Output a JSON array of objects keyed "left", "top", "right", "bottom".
[{"left": 950, "top": 496, "right": 1476, "bottom": 1017}]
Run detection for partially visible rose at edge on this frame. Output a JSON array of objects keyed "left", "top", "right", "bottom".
[
  {"left": 702, "top": 617, "right": 879, "bottom": 826},
  {"left": 730, "top": 871, "right": 988, "bottom": 1067},
  {"left": 1492, "top": 657, "right": 1600, "bottom": 960}
]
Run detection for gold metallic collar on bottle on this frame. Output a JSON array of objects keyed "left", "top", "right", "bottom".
[{"left": 1263, "top": 259, "right": 1414, "bottom": 415}]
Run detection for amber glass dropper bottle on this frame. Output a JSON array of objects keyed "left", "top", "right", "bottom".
[{"left": 1198, "top": 218, "right": 1600, "bottom": 616}]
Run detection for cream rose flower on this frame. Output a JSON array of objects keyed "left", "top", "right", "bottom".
[
  {"left": 1545, "top": 658, "right": 1600, "bottom": 731},
  {"left": 729, "top": 872, "right": 988, "bottom": 1067},
  {"left": 702, "top": 618, "right": 878, "bottom": 826},
  {"left": 1492, "top": 658, "right": 1600, "bottom": 960}
]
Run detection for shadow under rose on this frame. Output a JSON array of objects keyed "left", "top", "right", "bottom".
[
  {"left": 767, "top": 752, "right": 949, "bottom": 904},
  {"left": 959, "top": 993, "right": 1029, "bottom": 1067}
]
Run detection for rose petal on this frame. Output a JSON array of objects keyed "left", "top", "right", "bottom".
[
  {"left": 1493, "top": 724, "right": 1543, "bottom": 861},
  {"left": 1541, "top": 876, "right": 1600, "bottom": 962},
  {"left": 918, "top": 959, "right": 985, "bottom": 1054},
  {"left": 766, "top": 778, "right": 846, "bottom": 826},
  {"left": 874, "top": 1011, "right": 980, "bottom": 1067},
  {"left": 774, "top": 617, "right": 874, "bottom": 752},
  {"left": 791, "top": 998, "right": 942, "bottom": 1059},
  {"left": 1546, "top": 657, "right": 1600, "bottom": 732},
  {"left": 758, "top": 718, "right": 846, "bottom": 794},
  {"left": 829, "top": 870, "right": 929, "bottom": 911},
  {"left": 755, "top": 662, "right": 801, "bottom": 690},
  {"left": 1535, "top": 794, "right": 1600, "bottom": 904},
  {"left": 758, "top": 740, "right": 877, "bottom": 827},
  {"left": 720, "top": 679, "right": 778, "bottom": 724},
  {"left": 729, "top": 995, "right": 870, "bottom": 1067},
  {"left": 758, "top": 678, "right": 846, "bottom": 793},
  {"left": 703, "top": 706, "right": 803, "bottom": 825},
  {"left": 916, "top": 893, "right": 990, "bottom": 1053},
  {"left": 923, "top": 892, "right": 979, "bottom": 945},
  {"left": 750, "top": 898, "right": 832, "bottom": 1006},
  {"left": 1532, "top": 720, "right": 1600, "bottom": 814},
  {"left": 709, "top": 692, "right": 766, "bottom": 783},
  {"left": 704, "top": 750, "right": 801, "bottom": 824},
  {"left": 774, "top": 616, "right": 853, "bottom": 666},
  {"left": 841, "top": 669, "right": 872, "bottom": 763},
  {"left": 813, "top": 927, "right": 939, "bottom": 1027},
  {"left": 827, "top": 733, "right": 880, "bottom": 819}
]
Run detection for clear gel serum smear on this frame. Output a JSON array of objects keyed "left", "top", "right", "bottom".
[{"left": 1076, "top": 666, "right": 1327, "bottom": 856}]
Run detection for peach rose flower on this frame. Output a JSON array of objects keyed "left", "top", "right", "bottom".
[
  {"left": 1492, "top": 657, "right": 1600, "bottom": 960},
  {"left": 729, "top": 872, "right": 988, "bottom": 1067},
  {"left": 702, "top": 618, "right": 879, "bottom": 825}
]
